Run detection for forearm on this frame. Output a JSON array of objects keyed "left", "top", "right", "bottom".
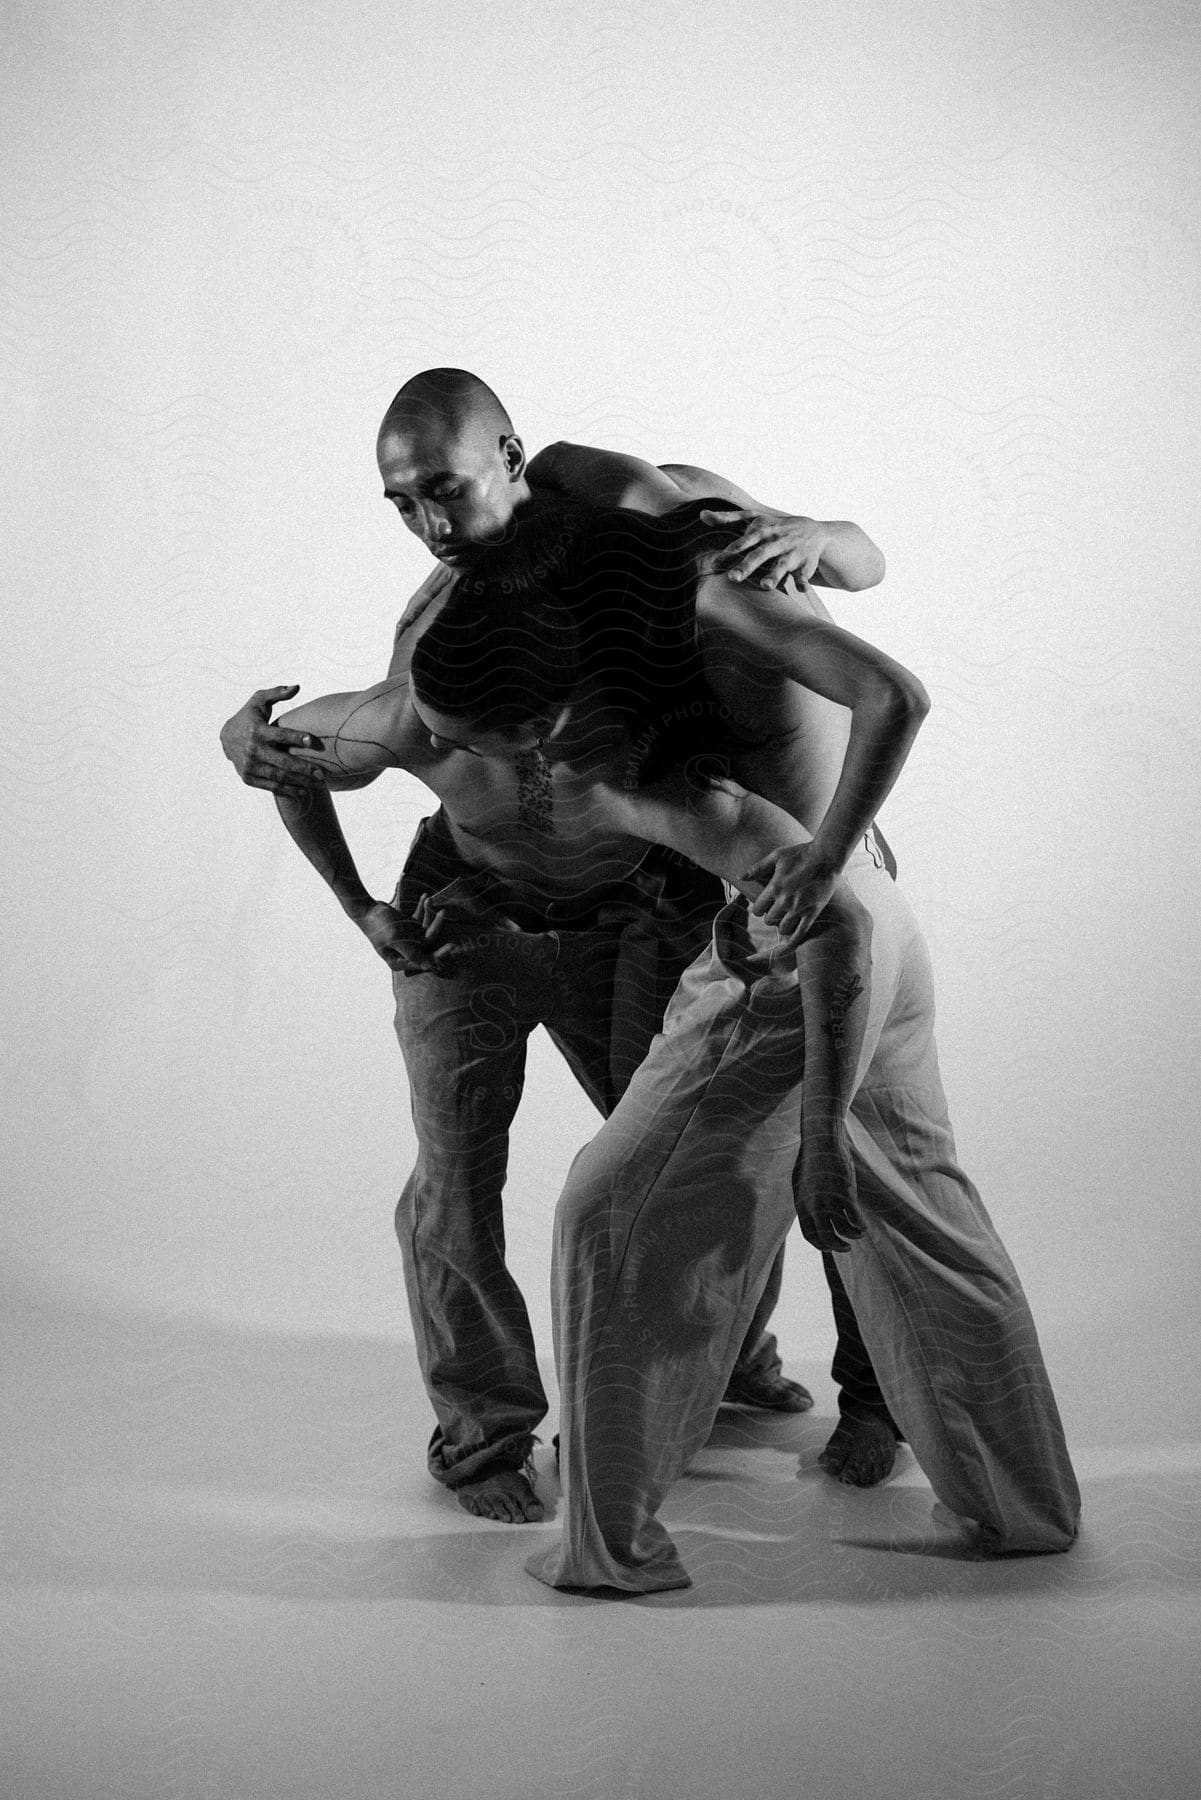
[
  {"left": 805, "top": 684, "right": 927, "bottom": 877},
  {"left": 790, "top": 885, "right": 872, "bottom": 1247},
  {"left": 658, "top": 464, "right": 884, "bottom": 590},
  {"left": 651, "top": 780, "right": 873, "bottom": 1107},
  {"left": 698, "top": 783, "right": 872, "bottom": 1068},
  {"left": 809, "top": 520, "right": 885, "bottom": 591},
  {"left": 794, "top": 892, "right": 872, "bottom": 1120},
  {"left": 702, "top": 583, "right": 928, "bottom": 879},
  {"left": 274, "top": 784, "right": 375, "bottom": 922}
]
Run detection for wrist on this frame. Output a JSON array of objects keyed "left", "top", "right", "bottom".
[
  {"left": 802, "top": 842, "right": 850, "bottom": 891},
  {"left": 339, "top": 887, "right": 376, "bottom": 924},
  {"left": 810, "top": 522, "right": 834, "bottom": 573},
  {"left": 802, "top": 833, "right": 845, "bottom": 877}
]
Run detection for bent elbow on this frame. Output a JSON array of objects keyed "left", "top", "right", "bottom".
[
  {"left": 840, "top": 547, "right": 886, "bottom": 592},
  {"left": 827, "top": 538, "right": 885, "bottom": 592},
  {"left": 894, "top": 675, "right": 930, "bottom": 728}
]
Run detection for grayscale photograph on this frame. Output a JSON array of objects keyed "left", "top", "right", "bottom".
[{"left": 3, "top": 4, "right": 1199, "bottom": 1796}]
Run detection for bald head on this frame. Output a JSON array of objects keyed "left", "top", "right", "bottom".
[
  {"left": 377, "top": 368, "right": 529, "bottom": 563},
  {"left": 379, "top": 367, "right": 514, "bottom": 446}
]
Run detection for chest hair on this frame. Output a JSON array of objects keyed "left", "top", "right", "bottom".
[{"left": 515, "top": 747, "right": 554, "bottom": 835}]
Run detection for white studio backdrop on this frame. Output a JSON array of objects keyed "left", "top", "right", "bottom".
[{"left": 3, "top": 0, "right": 1199, "bottom": 1454}]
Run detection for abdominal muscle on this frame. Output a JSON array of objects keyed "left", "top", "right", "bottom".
[
  {"left": 399, "top": 572, "right": 853, "bottom": 896},
  {"left": 429, "top": 753, "right": 655, "bottom": 899}
]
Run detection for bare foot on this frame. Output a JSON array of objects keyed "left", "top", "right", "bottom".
[
  {"left": 722, "top": 1366, "right": 814, "bottom": 1412},
  {"left": 818, "top": 1416, "right": 898, "bottom": 1487},
  {"left": 454, "top": 1465, "right": 545, "bottom": 1523}
]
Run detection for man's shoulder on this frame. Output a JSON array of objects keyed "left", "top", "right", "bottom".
[
  {"left": 696, "top": 569, "right": 822, "bottom": 639},
  {"left": 577, "top": 497, "right": 741, "bottom": 570},
  {"left": 529, "top": 440, "right": 687, "bottom": 513},
  {"left": 498, "top": 494, "right": 738, "bottom": 591},
  {"left": 342, "top": 677, "right": 434, "bottom": 766},
  {"left": 568, "top": 502, "right": 699, "bottom": 590}
]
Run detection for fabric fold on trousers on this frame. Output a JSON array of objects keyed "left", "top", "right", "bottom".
[
  {"left": 391, "top": 809, "right": 794, "bottom": 1490},
  {"left": 527, "top": 847, "right": 1080, "bottom": 1594}
]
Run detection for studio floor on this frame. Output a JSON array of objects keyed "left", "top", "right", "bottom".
[{"left": 4, "top": 1283, "right": 1199, "bottom": 1800}]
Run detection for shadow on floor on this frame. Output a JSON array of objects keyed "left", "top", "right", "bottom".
[{"left": 4, "top": 1278, "right": 1199, "bottom": 1611}]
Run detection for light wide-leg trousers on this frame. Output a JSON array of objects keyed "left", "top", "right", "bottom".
[{"left": 527, "top": 847, "right": 1080, "bottom": 1593}]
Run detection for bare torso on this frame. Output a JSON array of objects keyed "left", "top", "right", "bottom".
[
  {"left": 526, "top": 440, "right": 858, "bottom": 837},
  {"left": 699, "top": 575, "right": 852, "bottom": 834},
  {"left": 413, "top": 739, "right": 658, "bottom": 895},
  {"left": 379, "top": 494, "right": 850, "bottom": 895},
  {"left": 386, "top": 588, "right": 668, "bottom": 895}
]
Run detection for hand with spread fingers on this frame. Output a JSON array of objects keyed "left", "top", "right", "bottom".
[
  {"left": 219, "top": 685, "right": 327, "bottom": 800},
  {"left": 701, "top": 507, "right": 831, "bottom": 591},
  {"left": 742, "top": 840, "right": 842, "bottom": 961},
  {"left": 350, "top": 900, "right": 436, "bottom": 976},
  {"left": 408, "top": 890, "right": 527, "bottom": 977},
  {"left": 349, "top": 891, "right": 524, "bottom": 979}
]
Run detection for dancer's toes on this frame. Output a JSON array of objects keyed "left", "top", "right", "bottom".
[
  {"left": 454, "top": 1465, "right": 545, "bottom": 1523},
  {"left": 723, "top": 1365, "right": 814, "bottom": 1412},
  {"left": 818, "top": 1416, "right": 898, "bottom": 1487}
]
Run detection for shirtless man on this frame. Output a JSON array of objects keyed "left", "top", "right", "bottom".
[
  {"left": 474, "top": 484, "right": 1081, "bottom": 1593},
  {"left": 290, "top": 515, "right": 1078, "bottom": 1591},
  {"left": 274, "top": 566, "right": 891, "bottom": 1220},
  {"left": 221, "top": 369, "right": 907, "bottom": 1521}
]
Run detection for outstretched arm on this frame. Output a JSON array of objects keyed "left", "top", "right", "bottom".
[
  {"left": 219, "top": 685, "right": 334, "bottom": 800},
  {"left": 662, "top": 462, "right": 885, "bottom": 592},
  {"left": 274, "top": 680, "right": 412, "bottom": 781},
  {"left": 527, "top": 440, "right": 885, "bottom": 591},
  {"left": 219, "top": 564, "right": 455, "bottom": 798}
]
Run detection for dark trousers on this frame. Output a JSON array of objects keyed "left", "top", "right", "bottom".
[{"left": 392, "top": 809, "right": 892, "bottom": 1488}]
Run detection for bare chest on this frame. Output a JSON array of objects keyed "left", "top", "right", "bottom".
[{"left": 424, "top": 751, "right": 645, "bottom": 890}]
